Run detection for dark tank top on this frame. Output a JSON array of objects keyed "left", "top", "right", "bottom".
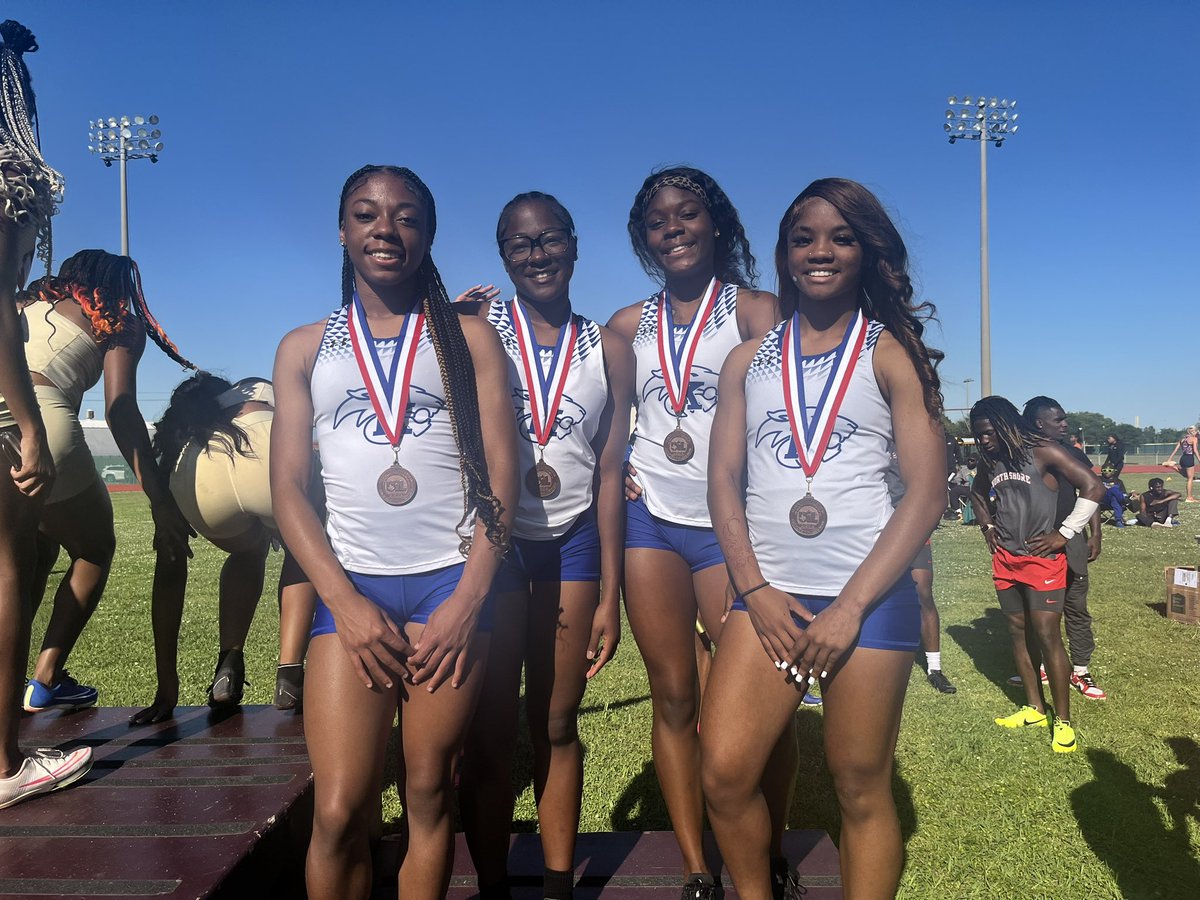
[{"left": 988, "top": 454, "right": 1058, "bottom": 555}]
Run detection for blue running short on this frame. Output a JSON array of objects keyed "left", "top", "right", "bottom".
[
  {"left": 625, "top": 496, "right": 725, "bottom": 573},
  {"left": 495, "top": 507, "right": 601, "bottom": 591},
  {"left": 311, "top": 563, "right": 494, "bottom": 637},
  {"left": 731, "top": 572, "right": 920, "bottom": 652}
]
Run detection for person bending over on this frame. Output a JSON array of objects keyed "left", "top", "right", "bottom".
[
  {"left": 129, "top": 372, "right": 319, "bottom": 724},
  {"left": 19, "top": 251, "right": 194, "bottom": 714}
]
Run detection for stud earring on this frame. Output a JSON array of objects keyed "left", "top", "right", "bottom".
[{"left": 714, "top": 229, "right": 721, "bottom": 237}]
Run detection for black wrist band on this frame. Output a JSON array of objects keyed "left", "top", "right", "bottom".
[{"left": 738, "top": 581, "right": 770, "bottom": 600}]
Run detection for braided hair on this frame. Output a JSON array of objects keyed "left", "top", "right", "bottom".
[
  {"left": 152, "top": 372, "right": 251, "bottom": 474},
  {"left": 496, "top": 190, "right": 575, "bottom": 243},
  {"left": 627, "top": 166, "right": 758, "bottom": 288},
  {"left": 337, "top": 165, "right": 506, "bottom": 551},
  {"left": 0, "top": 20, "right": 63, "bottom": 273},
  {"left": 775, "top": 178, "right": 944, "bottom": 420},
  {"left": 971, "top": 395, "right": 1042, "bottom": 471},
  {"left": 21, "top": 250, "right": 194, "bottom": 369}
]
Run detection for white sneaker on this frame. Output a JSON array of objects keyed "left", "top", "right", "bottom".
[{"left": 0, "top": 747, "right": 93, "bottom": 810}]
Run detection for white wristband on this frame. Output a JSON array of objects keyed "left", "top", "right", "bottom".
[{"left": 1060, "top": 497, "right": 1099, "bottom": 539}]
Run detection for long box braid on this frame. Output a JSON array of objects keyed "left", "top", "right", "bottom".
[{"left": 0, "top": 20, "right": 63, "bottom": 273}]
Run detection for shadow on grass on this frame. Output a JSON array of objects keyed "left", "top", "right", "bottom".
[
  {"left": 1071, "top": 739, "right": 1200, "bottom": 899},
  {"left": 946, "top": 607, "right": 1022, "bottom": 699},
  {"left": 611, "top": 759, "right": 669, "bottom": 831},
  {"left": 1145, "top": 601, "right": 1168, "bottom": 618}
]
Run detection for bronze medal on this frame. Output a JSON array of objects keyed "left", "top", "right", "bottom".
[
  {"left": 664, "top": 426, "right": 695, "bottom": 464},
  {"left": 377, "top": 464, "right": 418, "bottom": 506},
  {"left": 525, "top": 460, "right": 562, "bottom": 500},
  {"left": 789, "top": 493, "right": 828, "bottom": 538}
]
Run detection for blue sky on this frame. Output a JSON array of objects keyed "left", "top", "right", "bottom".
[{"left": 12, "top": 0, "right": 1198, "bottom": 430}]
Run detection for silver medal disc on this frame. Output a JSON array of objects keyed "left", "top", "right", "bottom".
[
  {"left": 377, "top": 464, "right": 418, "bottom": 506},
  {"left": 789, "top": 494, "right": 828, "bottom": 538}
]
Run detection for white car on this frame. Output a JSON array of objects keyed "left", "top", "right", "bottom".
[{"left": 100, "top": 465, "right": 126, "bottom": 484}]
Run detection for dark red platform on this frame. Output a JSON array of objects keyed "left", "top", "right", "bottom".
[
  {"left": 7, "top": 708, "right": 841, "bottom": 898},
  {"left": 376, "top": 830, "right": 842, "bottom": 899},
  {"left": 4, "top": 706, "right": 311, "bottom": 899}
]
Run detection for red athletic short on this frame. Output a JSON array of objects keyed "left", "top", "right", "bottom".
[{"left": 991, "top": 546, "right": 1067, "bottom": 592}]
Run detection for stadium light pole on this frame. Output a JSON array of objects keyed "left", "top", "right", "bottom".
[
  {"left": 87, "top": 115, "right": 163, "bottom": 256},
  {"left": 944, "top": 96, "right": 1018, "bottom": 398}
]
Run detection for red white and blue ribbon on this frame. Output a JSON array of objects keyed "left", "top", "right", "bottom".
[
  {"left": 510, "top": 298, "right": 577, "bottom": 448},
  {"left": 347, "top": 292, "right": 425, "bottom": 448},
  {"left": 781, "top": 309, "right": 867, "bottom": 478},
  {"left": 657, "top": 277, "right": 721, "bottom": 416}
]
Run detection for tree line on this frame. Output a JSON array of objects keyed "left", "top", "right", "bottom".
[{"left": 943, "top": 410, "right": 1190, "bottom": 446}]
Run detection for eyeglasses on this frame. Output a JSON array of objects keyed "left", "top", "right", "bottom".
[{"left": 499, "top": 228, "right": 573, "bottom": 263}]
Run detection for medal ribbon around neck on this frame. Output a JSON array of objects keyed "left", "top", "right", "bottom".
[
  {"left": 781, "top": 309, "right": 867, "bottom": 480},
  {"left": 510, "top": 299, "right": 577, "bottom": 449},
  {"left": 656, "top": 277, "right": 721, "bottom": 417},
  {"left": 347, "top": 292, "right": 425, "bottom": 450}
]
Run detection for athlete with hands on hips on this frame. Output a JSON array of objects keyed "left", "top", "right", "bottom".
[
  {"left": 271, "top": 165, "right": 517, "bottom": 900},
  {"left": 704, "top": 178, "right": 947, "bottom": 900},
  {"left": 969, "top": 396, "right": 1103, "bottom": 754}
]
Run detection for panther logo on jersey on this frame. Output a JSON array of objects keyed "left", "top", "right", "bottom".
[
  {"left": 512, "top": 390, "right": 587, "bottom": 444},
  {"left": 641, "top": 365, "right": 719, "bottom": 417},
  {"left": 333, "top": 385, "right": 446, "bottom": 445},
  {"left": 754, "top": 408, "right": 859, "bottom": 469}
]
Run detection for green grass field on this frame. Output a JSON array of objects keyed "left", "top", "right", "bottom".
[{"left": 31, "top": 474, "right": 1200, "bottom": 899}]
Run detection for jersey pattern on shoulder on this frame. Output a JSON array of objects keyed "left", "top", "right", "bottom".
[
  {"left": 744, "top": 319, "right": 893, "bottom": 596},
  {"left": 487, "top": 301, "right": 610, "bottom": 539}
]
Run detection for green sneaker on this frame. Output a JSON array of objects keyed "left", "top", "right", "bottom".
[
  {"left": 994, "top": 705, "right": 1048, "bottom": 728},
  {"left": 1053, "top": 717, "right": 1077, "bottom": 754}
]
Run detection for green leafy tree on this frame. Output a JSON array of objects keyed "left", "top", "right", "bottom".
[{"left": 1065, "top": 411, "right": 1116, "bottom": 445}]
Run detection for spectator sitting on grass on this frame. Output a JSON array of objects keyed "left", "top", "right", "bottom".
[{"left": 1130, "top": 478, "right": 1180, "bottom": 528}]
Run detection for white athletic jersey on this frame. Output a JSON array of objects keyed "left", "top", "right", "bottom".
[
  {"left": 311, "top": 306, "right": 471, "bottom": 575},
  {"left": 488, "top": 300, "right": 609, "bottom": 540},
  {"left": 628, "top": 281, "right": 742, "bottom": 526},
  {"left": 744, "top": 319, "right": 893, "bottom": 596}
]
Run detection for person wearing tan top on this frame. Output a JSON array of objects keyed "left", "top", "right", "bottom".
[
  {"left": 11, "top": 250, "right": 194, "bottom": 714},
  {"left": 129, "top": 372, "right": 319, "bottom": 723}
]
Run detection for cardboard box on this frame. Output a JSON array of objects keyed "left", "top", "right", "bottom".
[{"left": 1165, "top": 566, "right": 1200, "bottom": 625}]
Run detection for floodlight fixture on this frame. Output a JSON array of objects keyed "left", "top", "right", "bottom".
[{"left": 85, "top": 114, "right": 165, "bottom": 256}]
